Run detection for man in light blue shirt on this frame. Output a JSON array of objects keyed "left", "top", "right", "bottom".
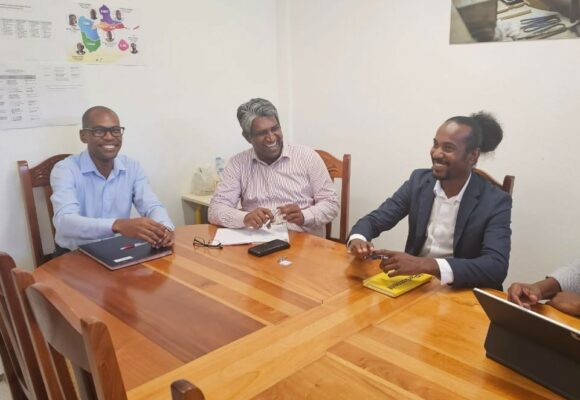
[{"left": 51, "top": 105, "right": 174, "bottom": 252}]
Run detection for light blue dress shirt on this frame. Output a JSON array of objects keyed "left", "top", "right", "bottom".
[{"left": 51, "top": 150, "right": 174, "bottom": 250}]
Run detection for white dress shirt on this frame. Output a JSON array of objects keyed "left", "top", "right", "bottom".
[
  {"left": 419, "top": 174, "right": 471, "bottom": 285},
  {"left": 208, "top": 144, "right": 339, "bottom": 237}
]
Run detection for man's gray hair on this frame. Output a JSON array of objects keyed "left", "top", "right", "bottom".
[{"left": 237, "top": 98, "right": 279, "bottom": 140}]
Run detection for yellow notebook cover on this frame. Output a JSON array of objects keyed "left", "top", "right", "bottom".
[{"left": 363, "top": 272, "right": 432, "bottom": 298}]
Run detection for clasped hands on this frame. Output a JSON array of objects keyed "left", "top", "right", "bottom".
[
  {"left": 243, "top": 204, "right": 304, "bottom": 229},
  {"left": 348, "top": 239, "right": 440, "bottom": 277},
  {"left": 112, "top": 217, "right": 174, "bottom": 248},
  {"left": 508, "top": 281, "right": 580, "bottom": 316}
]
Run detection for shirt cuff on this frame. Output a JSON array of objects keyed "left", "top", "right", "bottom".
[
  {"left": 231, "top": 210, "right": 249, "bottom": 228},
  {"left": 98, "top": 218, "right": 116, "bottom": 236},
  {"left": 347, "top": 233, "right": 368, "bottom": 246},
  {"left": 436, "top": 258, "right": 454, "bottom": 285},
  {"left": 301, "top": 208, "right": 314, "bottom": 226}
]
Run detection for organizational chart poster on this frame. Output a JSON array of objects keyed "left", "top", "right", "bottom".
[
  {"left": 1, "top": 0, "right": 143, "bottom": 65},
  {"left": 66, "top": 2, "right": 143, "bottom": 65},
  {"left": 0, "top": 0, "right": 141, "bottom": 129}
]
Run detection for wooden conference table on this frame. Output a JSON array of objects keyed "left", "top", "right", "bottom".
[{"left": 33, "top": 225, "right": 578, "bottom": 399}]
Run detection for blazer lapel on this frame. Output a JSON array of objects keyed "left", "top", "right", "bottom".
[
  {"left": 454, "top": 175, "right": 481, "bottom": 249},
  {"left": 416, "top": 176, "right": 436, "bottom": 245}
]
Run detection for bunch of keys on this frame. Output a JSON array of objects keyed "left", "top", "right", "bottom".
[
  {"left": 364, "top": 253, "right": 389, "bottom": 261},
  {"left": 266, "top": 208, "right": 281, "bottom": 229}
]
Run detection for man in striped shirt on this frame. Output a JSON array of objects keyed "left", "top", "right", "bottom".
[{"left": 208, "top": 98, "right": 339, "bottom": 237}]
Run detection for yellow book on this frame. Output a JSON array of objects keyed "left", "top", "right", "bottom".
[{"left": 363, "top": 272, "right": 433, "bottom": 298}]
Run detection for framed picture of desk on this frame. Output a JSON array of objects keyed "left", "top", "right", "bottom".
[{"left": 451, "top": 0, "right": 580, "bottom": 43}]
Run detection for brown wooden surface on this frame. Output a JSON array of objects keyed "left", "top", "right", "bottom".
[
  {"left": 473, "top": 167, "right": 515, "bottom": 195},
  {"left": 32, "top": 225, "right": 579, "bottom": 399},
  {"left": 0, "top": 253, "right": 49, "bottom": 400},
  {"left": 17, "top": 154, "right": 70, "bottom": 267},
  {"left": 315, "top": 150, "right": 351, "bottom": 243}
]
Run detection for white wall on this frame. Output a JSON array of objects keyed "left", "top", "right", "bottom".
[
  {"left": 281, "top": 0, "right": 580, "bottom": 287},
  {"left": 3, "top": 0, "right": 578, "bottom": 288},
  {"left": 1, "top": 0, "right": 281, "bottom": 268}
]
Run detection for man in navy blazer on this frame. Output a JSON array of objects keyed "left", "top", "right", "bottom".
[{"left": 348, "top": 112, "right": 512, "bottom": 290}]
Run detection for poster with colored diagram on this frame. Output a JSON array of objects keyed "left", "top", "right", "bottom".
[{"left": 66, "top": 3, "right": 142, "bottom": 65}]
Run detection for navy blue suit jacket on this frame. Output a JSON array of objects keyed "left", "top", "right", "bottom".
[{"left": 349, "top": 169, "right": 512, "bottom": 289}]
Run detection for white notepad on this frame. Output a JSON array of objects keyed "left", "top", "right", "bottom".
[{"left": 214, "top": 224, "right": 289, "bottom": 245}]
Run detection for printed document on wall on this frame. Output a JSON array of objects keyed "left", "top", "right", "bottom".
[
  {"left": 0, "top": 63, "right": 85, "bottom": 130},
  {"left": 66, "top": 2, "right": 144, "bottom": 65},
  {"left": 0, "top": 1, "right": 64, "bottom": 62}
]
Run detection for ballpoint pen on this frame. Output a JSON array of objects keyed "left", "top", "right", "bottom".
[{"left": 120, "top": 242, "right": 148, "bottom": 251}]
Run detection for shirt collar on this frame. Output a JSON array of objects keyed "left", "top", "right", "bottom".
[
  {"left": 79, "top": 150, "right": 125, "bottom": 177},
  {"left": 251, "top": 143, "right": 290, "bottom": 165},
  {"left": 433, "top": 173, "right": 472, "bottom": 202}
]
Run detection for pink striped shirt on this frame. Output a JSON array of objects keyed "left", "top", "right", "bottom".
[{"left": 208, "top": 144, "right": 339, "bottom": 237}]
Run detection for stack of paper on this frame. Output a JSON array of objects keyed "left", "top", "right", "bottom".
[{"left": 214, "top": 224, "right": 289, "bottom": 245}]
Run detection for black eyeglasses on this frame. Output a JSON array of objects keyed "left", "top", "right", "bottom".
[
  {"left": 82, "top": 126, "right": 125, "bottom": 137},
  {"left": 192, "top": 237, "right": 223, "bottom": 249}
]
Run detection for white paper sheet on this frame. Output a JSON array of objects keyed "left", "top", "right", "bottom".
[{"left": 214, "top": 224, "right": 289, "bottom": 245}]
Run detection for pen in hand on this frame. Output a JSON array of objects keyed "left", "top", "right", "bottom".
[{"left": 120, "top": 242, "right": 148, "bottom": 251}]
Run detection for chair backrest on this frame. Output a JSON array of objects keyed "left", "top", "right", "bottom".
[
  {"left": 315, "top": 150, "right": 351, "bottom": 243},
  {"left": 25, "top": 281, "right": 127, "bottom": 400},
  {"left": 18, "top": 154, "right": 70, "bottom": 267},
  {"left": 473, "top": 168, "right": 515, "bottom": 195},
  {"left": 171, "top": 380, "right": 205, "bottom": 400},
  {"left": 11, "top": 268, "right": 70, "bottom": 400},
  {"left": 0, "top": 252, "right": 49, "bottom": 400}
]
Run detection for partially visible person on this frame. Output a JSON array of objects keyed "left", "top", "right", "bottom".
[
  {"left": 508, "top": 262, "right": 580, "bottom": 316},
  {"left": 208, "top": 98, "right": 339, "bottom": 237},
  {"left": 348, "top": 112, "right": 512, "bottom": 290},
  {"left": 51, "top": 106, "right": 174, "bottom": 255}
]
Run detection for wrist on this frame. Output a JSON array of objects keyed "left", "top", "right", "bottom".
[
  {"left": 425, "top": 258, "right": 441, "bottom": 278},
  {"left": 112, "top": 218, "right": 127, "bottom": 234},
  {"left": 535, "top": 277, "right": 561, "bottom": 300}
]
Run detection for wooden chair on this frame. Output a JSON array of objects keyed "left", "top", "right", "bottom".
[
  {"left": 25, "top": 280, "right": 127, "bottom": 400},
  {"left": 18, "top": 154, "right": 70, "bottom": 267},
  {"left": 171, "top": 380, "right": 205, "bottom": 400},
  {"left": 473, "top": 168, "right": 515, "bottom": 195},
  {"left": 315, "top": 150, "right": 351, "bottom": 243},
  {"left": 0, "top": 252, "right": 50, "bottom": 400}
]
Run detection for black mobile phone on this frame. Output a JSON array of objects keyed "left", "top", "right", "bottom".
[{"left": 248, "top": 239, "right": 290, "bottom": 257}]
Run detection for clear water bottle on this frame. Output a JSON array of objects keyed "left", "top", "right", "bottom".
[{"left": 214, "top": 157, "right": 225, "bottom": 180}]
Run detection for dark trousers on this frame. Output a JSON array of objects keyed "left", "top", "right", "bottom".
[{"left": 52, "top": 243, "right": 71, "bottom": 258}]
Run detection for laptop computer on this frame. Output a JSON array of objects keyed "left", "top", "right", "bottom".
[
  {"left": 473, "top": 288, "right": 580, "bottom": 399},
  {"left": 78, "top": 235, "right": 172, "bottom": 270}
]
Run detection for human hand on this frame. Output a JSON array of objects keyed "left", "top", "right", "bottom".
[
  {"left": 243, "top": 208, "right": 274, "bottom": 229},
  {"left": 158, "top": 228, "right": 175, "bottom": 248},
  {"left": 112, "top": 218, "right": 168, "bottom": 247},
  {"left": 347, "top": 239, "right": 374, "bottom": 259},
  {"left": 278, "top": 203, "right": 304, "bottom": 225},
  {"left": 548, "top": 291, "right": 580, "bottom": 316},
  {"left": 507, "top": 282, "right": 542, "bottom": 309},
  {"left": 374, "top": 250, "right": 440, "bottom": 278}
]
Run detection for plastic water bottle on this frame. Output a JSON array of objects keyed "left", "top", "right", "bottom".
[{"left": 214, "top": 157, "right": 225, "bottom": 180}]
